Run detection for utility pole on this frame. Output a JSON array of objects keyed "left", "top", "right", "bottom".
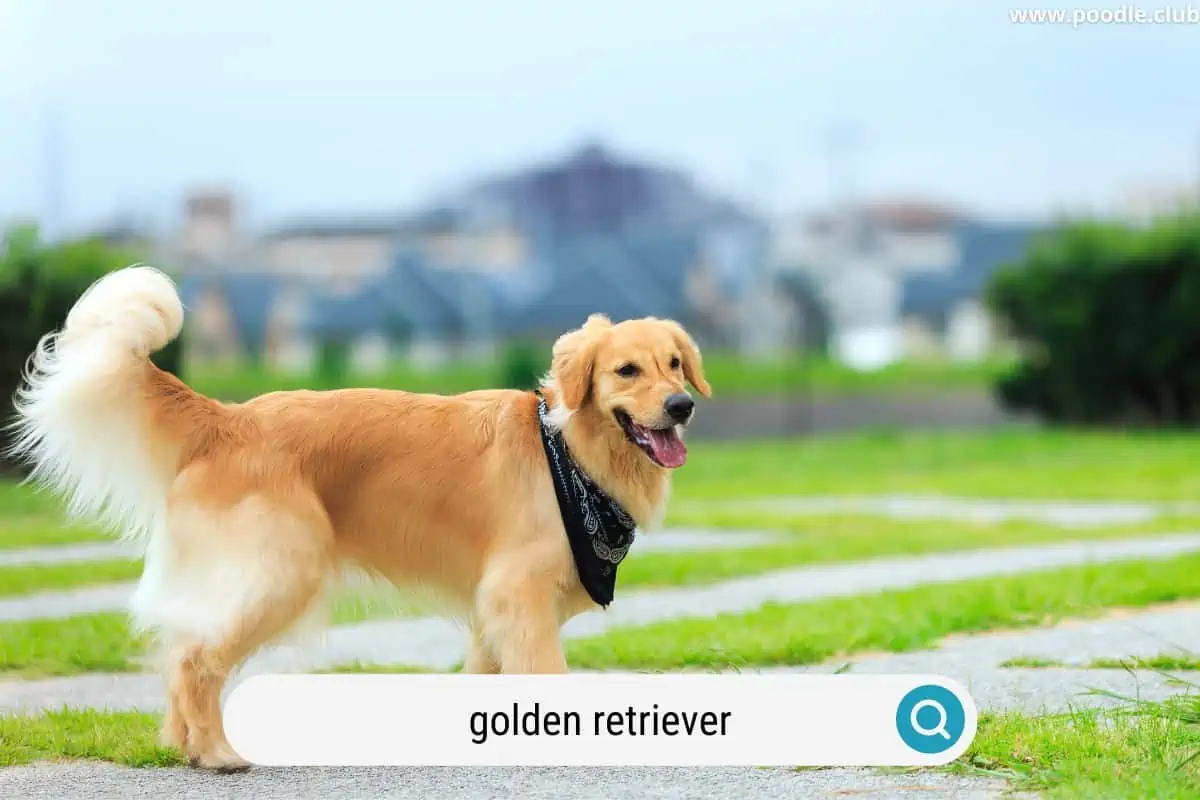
[{"left": 826, "top": 123, "right": 860, "bottom": 247}]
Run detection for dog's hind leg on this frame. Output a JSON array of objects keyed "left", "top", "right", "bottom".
[
  {"left": 141, "top": 488, "right": 334, "bottom": 771},
  {"left": 167, "top": 576, "right": 322, "bottom": 771}
]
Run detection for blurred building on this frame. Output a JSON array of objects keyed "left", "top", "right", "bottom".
[
  {"left": 1119, "top": 180, "right": 1199, "bottom": 225},
  {"left": 773, "top": 200, "right": 1046, "bottom": 369},
  {"left": 164, "top": 143, "right": 800, "bottom": 370}
]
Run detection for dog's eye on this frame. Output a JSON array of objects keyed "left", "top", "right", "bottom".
[
  {"left": 616, "top": 363, "right": 640, "bottom": 378},
  {"left": 670, "top": 356, "right": 681, "bottom": 369}
]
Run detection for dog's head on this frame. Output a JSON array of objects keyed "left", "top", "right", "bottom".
[{"left": 549, "top": 314, "right": 711, "bottom": 469}]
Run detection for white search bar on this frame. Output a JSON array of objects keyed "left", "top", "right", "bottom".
[{"left": 224, "top": 673, "right": 978, "bottom": 767}]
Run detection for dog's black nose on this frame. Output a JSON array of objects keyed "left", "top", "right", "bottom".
[{"left": 664, "top": 393, "right": 695, "bottom": 423}]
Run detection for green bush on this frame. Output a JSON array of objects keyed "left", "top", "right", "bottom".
[
  {"left": 0, "top": 224, "right": 182, "bottom": 471},
  {"left": 316, "top": 339, "right": 350, "bottom": 386},
  {"left": 986, "top": 213, "right": 1200, "bottom": 425},
  {"left": 499, "top": 341, "right": 546, "bottom": 390}
]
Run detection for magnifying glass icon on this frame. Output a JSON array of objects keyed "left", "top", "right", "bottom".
[{"left": 909, "top": 699, "right": 951, "bottom": 740}]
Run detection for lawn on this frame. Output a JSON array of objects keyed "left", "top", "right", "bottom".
[
  {"left": 8, "top": 428, "right": 1200, "bottom": 548},
  {"left": 3, "top": 684, "right": 1197, "bottom": 800},
  {"left": 0, "top": 613, "right": 145, "bottom": 678},
  {"left": 564, "top": 550, "right": 1200, "bottom": 670},
  {"left": 9, "top": 536, "right": 1199, "bottom": 681},
  {"left": 184, "top": 355, "right": 1006, "bottom": 402},
  {"left": 670, "top": 428, "right": 1200, "bottom": 503},
  {"left": 620, "top": 513, "right": 1200, "bottom": 588},
  {"left": 1001, "top": 654, "right": 1200, "bottom": 671},
  {"left": 0, "top": 592, "right": 433, "bottom": 679},
  {"left": 0, "top": 482, "right": 105, "bottom": 550},
  {"left": 964, "top": 701, "right": 1200, "bottom": 798},
  {"left": 0, "top": 560, "right": 141, "bottom": 598},
  {"left": 0, "top": 482, "right": 62, "bottom": 517},
  {"left": 7, "top": 428, "right": 1200, "bottom": 682},
  {"left": 0, "top": 709, "right": 184, "bottom": 767},
  {"left": 0, "top": 519, "right": 106, "bottom": 551},
  {"left": 8, "top": 512, "right": 1200, "bottom": 606}
]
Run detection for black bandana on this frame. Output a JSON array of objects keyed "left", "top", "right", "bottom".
[{"left": 536, "top": 393, "right": 637, "bottom": 608}]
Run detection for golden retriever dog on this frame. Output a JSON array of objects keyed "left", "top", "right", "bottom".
[{"left": 8, "top": 266, "right": 711, "bottom": 770}]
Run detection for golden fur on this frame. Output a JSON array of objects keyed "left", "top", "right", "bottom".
[{"left": 8, "top": 267, "right": 710, "bottom": 770}]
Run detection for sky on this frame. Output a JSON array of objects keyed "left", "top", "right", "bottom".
[{"left": 1, "top": 0, "right": 1197, "bottom": 236}]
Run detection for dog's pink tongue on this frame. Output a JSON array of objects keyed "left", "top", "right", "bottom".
[{"left": 648, "top": 428, "right": 687, "bottom": 468}]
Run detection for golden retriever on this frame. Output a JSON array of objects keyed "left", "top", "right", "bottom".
[{"left": 8, "top": 266, "right": 711, "bottom": 770}]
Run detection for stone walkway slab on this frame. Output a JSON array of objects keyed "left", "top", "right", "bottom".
[
  {"left": 0, "top": 542, "right": 138, "bottom": 568},
  {"left": 6, "top": 532, "right": 1200, "bottom": 715},
  {"left": 0, "top": 527, "right": 782, "bottom": 623},
  {"left": 0, "top": 528, "right": 779, "bottom": 572},
  {"left": 751, "top": 608, "right": 1200, "bottom": 714},
  {"left": 700, "top": 494, "right": 1200, "bottom": 527}
]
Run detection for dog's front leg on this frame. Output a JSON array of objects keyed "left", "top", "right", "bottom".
[
  {"left": 462, "top": 622, "right": 502, "bottom": 674},
  {"left": 475, "top": 563, "right": 568, "bottom": 674}
]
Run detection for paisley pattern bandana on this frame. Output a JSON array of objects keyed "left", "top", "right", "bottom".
[{"left": 536, "top": 393, "right": 637, "bottom": 608}]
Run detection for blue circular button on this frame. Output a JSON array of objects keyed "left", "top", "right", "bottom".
[{"left": 895, "top": 684, "right": 966, "bottom": 754}]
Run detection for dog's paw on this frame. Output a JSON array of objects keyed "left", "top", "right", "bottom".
[{"left": 191, "top": 741, "right": 252, "bottom": 773}]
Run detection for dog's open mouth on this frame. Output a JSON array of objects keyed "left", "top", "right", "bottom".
[{"left": 614, "top": 410, "right": 687, "bottom": 468}]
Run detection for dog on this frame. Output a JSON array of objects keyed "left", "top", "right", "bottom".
[{"left": 8, "top": 265, "right": 711, "bottom": 770}]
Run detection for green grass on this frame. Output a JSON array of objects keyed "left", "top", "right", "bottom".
[
  {"left": 0, "top": 518, "right": 107, "bottom": 550},
  {"left": 0, "top": 559, "right": 142, "bottom": 598},
  {"left": 672, "top": 428, "right": 1200, "bottom": 503},
  {"left": 329, "top": 588, "right": 426, "bottom": 624},
  {"left": 0, "top": 613, "right": 145, "bottom": 678},
  {"left": 963, "top": 705, "right": 1200, "bottom": 798},
  {"left": 565, "top": 551, "right": 1200, "bottom": 670},
  {"left": 317, "top": 661, "right": 442, "bottom": 674},
  {"left": 15, "top": 511, "right": 1195, "bottom": 604},
  {"left": 0, "top": 482, "right": 106, "bottom": 550},
  {"left": 2, "top": 690, "right": 1196, "bottom": 791},
  {"left": 7, "top": 513, "right": 1192, "bottom": 671},
  {"left": 1090, "top": 655, "right": 1200, "bottom": 671},
  {"left": 0, "top": 589, "right": 429, "bottom": 679},
  {"left": 624, "top": 513, "right": 1200, "bottom": 590},
  {"left": 0, "top": 708, "right": 183, "bottom": 767},
  {"left": 999, "top": 656, "right": 1071, "bottom": 668},
  {"left": 1000, "top": 654, "right": 1200, "bottom": 671},
  {"left": 0, "top": 482, "right": 63, "bottom": 517},
  {"left": 6, "top": 515, "right": 1200, "bottom": 679},
  {"left": 10, "top": 428, "right": 1200, "bottom": 546},
  {"left": 185, "top": 355, "right": 1005, "bottom": 402}
]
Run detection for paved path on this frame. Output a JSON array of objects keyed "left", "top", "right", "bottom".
[
  {"left": 0, "top": 528, "right": 781, "bottom": 570},
  {"left": 6, "top": 532, "right": 1200, "bottom": 715},
  {"left": 9, "top": 519, "right": 1200, "bottom": 799},
  {"left": 695, "top": 494, "right": 1200, "bottom": 527},
  {"left": 0, "top": 542, "right": 139, "bottom": 568},
  {"left": 5, "top": 530, "right": 1200, "bottom": 628},
  {"left": 0, "top": 527, "right": 783, "bottom": 622},
  {"left": 746, "top": 603, "right": 1200, "bottom": 713},
  {"left": 0, "top": 761, "right": 1013, "bottom": 800},
  {"left": 0, "top": 584, "right": 134, "bottom": 623},
  {"left": 14, "top": 602, "right": 1198, "bottom": 798}
]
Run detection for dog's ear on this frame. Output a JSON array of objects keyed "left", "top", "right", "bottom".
[
  {"left": 551, "top": 315, "right": 611, "bottom": 410},
  {"left": 661, "top": 320, "right": 712, "bottom": 398}
]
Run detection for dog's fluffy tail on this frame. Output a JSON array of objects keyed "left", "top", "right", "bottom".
[{"left": 7, "top": 265, "right": 204, "bottom": 543}]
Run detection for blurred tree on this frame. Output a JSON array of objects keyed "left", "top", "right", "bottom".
[
  {"left": 0, "top": 224, "right": 183, "bottom": 472},
  {"left": 316, "top": 338, "right": 350, "bottom": 387},
  {"left": 500, "top": 341, "right": 546, "bottom": 390},
  {"left": 987, "top": 213, "right": 1200, "bottom": 425}
]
